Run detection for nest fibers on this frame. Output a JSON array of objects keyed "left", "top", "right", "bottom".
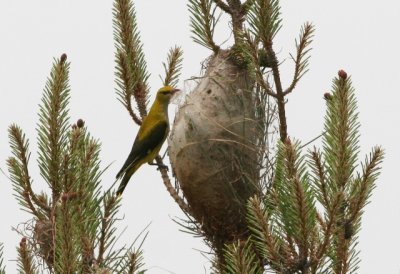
[{"left": 168, "top": 51, "right": 265, "bottom": 251}]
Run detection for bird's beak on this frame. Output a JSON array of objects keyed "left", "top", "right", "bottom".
[{"left": 171, "top": 88, "right": 180, "bottom": 95}]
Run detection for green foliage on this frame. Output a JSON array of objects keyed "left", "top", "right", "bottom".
[
  {"left": 7, "top": 55, "right": 146, "bottom": 274},
  {"left": 320, "top": 75, "right": 384, "bottom": 273},
  {"left": 247, "top": 0, "right": 282, "bottom": 47},
  {"left": 274, "top": 140, "right": 317, "bottom": 243},
  {"left": 188, "top": 0, "right": 220, "bottom": 52},
  {"left": 162, "top": 46, "right": 184, "bottom": 87},
  {"left": 17, "top": 238, "right": 38, "bottom": 274},
  {"left": 37, "top": 56, "right": 71, "bottom": 197},
  {"left": 53, "top": 126, "right": 104, "bottom": 272},
  {"left": 286, "top": 22, "right": 315, "bottom": 94},
  {"left": 113, "top": 0, "right": 150, "bottom": 122},
  {"left": 323, "top": 77, "right": 360, "bottom": 194},
  {"left": 224, "top": 73, "right": 384, "bottom": 274},
  {"left": 8, "top": 125, "right": 43, "bottom": 217},
  {"left": 224, "top": 239, "right": 263, "bottom": 274},
  {"left": 247, "top": 141, "right": 320, "bottom": 273}
]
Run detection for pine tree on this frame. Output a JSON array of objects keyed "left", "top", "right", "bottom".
[
  {"left": 2, "top": 0, "right": 383, "bottom": 273},
  {"left": 6, "top": 55, "right": 146, "bottom": 273},
  {"left": 227, "top": 71, "right": 383, "bottom": 274}
]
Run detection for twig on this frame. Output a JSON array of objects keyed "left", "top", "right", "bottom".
[
  {"left": 155, "top": 156, "right": 191, "bottom": 214},
  {"left": 283, "top": 23, "right": 315, "bottom": 96},
  {"left": 265, "top": 45, "right": 288, "bottom": 142},
  {"left": 300, "top": 131, "right": 325, "bottom": 149},
  {"left": 212, "top": 0, "right": 231, "bottom": 14}
]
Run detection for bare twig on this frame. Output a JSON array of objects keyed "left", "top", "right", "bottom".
[
  {"left": 265, "top": 45, "right": 288, "bottom": 142},
  {"left": 300, "top": 131, "right": 325, "bottom": 149},
  {"left": 155, "top": 156, "right": 191, "bottom": 214}
]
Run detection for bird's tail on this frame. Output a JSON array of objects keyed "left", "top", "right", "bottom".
[
  {"left": 116, "top": 164, "right": 139, "bottom": 197},
  {"left": 116, "top": 185, "right": 125, "bottom": 197},
  {"left": 116, "top": 167, "right": 124, "bottom": 180}
]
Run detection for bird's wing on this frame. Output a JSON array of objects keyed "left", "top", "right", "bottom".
[{"left": 116, "top": 120, "right": 168, "bottom": 179}]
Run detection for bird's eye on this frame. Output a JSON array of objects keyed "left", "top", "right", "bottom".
[{"left": 161, "top": 91, "right": 170, "bottom": 95}]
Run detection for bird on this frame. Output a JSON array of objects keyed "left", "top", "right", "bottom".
[{"left": 115, "top": 85, "right": 179, "bottom": 196}]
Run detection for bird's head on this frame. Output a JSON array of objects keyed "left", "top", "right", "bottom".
[{"left": 156, "top": 86, "right": 180, "bottom": 104}]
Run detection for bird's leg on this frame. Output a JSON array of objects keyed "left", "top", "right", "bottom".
[
  {"left": 148, "top": 161, "right": 169, "bottom": 171},
  {"left": 149, "top": 149, "right": 169, "bottom": 170},
  {"left": 161, "top": 149, "right": 168, "bottom": 160}
]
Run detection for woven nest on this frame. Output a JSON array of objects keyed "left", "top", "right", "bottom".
[{"left": 168, "top": 51, "right": 264, "bottom": 251}]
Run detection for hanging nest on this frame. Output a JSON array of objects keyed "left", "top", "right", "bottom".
[{"left": 168, "top": 50, "right": 265, "bottom": 252}]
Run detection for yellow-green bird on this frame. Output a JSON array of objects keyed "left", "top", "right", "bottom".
[{"left": 116, "top": 86, "right": 179, "bottom": 196}]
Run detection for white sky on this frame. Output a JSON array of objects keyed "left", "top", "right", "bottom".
[{"left": 0, "top": 1, "right": 399, "bottom": 273}]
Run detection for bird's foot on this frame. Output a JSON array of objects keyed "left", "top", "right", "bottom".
[
  {"left": 148, "top": 161, "right": 169, "bottom": 171},
  {"left": 156, "top": 163, "right": 169, "bottom": 171}
]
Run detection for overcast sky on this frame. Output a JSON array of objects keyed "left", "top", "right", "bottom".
[{"left": 0, "top": 1, "right": 399, "bottom": 273}]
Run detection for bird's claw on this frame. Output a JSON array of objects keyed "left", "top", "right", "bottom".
[
  {"left": 157, "top": 164, "right": 169, "bottom": 171},
  {"left": 148, "top": 161, "right": 169, "bottom": 171}
]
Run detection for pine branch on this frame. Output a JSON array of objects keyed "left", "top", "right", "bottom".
[
  {"left": 348, "top": 146, "right": 384, "bottom": 224},
  {"left": 226, "top": 0, "right": 241, "bottom": 9},
  {"left": 323, "top": 73, "right": 360, "bottom": 192},
  {"left": 247, "top": 0, "right": 291, "bottom": 141},
  {"left": 224, "top": 239, "right": 263, "bottom": 274},
  {"left": 320, "top": 71, "right": 381, "bottom": 274},
  {"left": 284, "top": 22, "right": 315, "bottom": 96},
  {"left": 309, "top": 148, "right": 330, "bottom": 212},
  {"left": 213, "top": 0, "right": 231, "bottom": 13},
  {"left": 110, "top": 229, "right": 147, "bottom": 274},
  {"left": 54, "top": 193, "right": 79, "bottom": 273},
  {"left": 115, "top": 50, "right": 143, "bottom": 125},
  {"left": 188, "top": 0, "right": 220, "bottom": 52},
  {"left": 274, "top": 140, "right": 318, "bottom": 272},
  {"left": 17, "top": 238, "right": 37, "bottom": 274},
  {"left": 212, "top": 0, "right": 254, "bottom": 46},
  {"left": 7, "top": 125, "right": 48, "bottom": 218},
  {"left": 247, "top": 197, "right": 285, "bottom": 272},
  {"left": 97, "top": 193, "right": 121, "bottom": 266},
  {"left": 226, "top": 0, "right": 246, "bottom": 44},
  {"left": 66, "top": 125, "right": 103, "bottom": 271},
  {"left": 323, "top": 74, "right": 359, "bottom": 273},
  {"left": 126, "top": 249, "right": 145, "bottom": 274},
  {"left": 268, "top": 47, "right": 287, "bottom": 142},
  {"left": 239, "top": 31, "right": 276, "bottom": 97},
  {"left": 8, "top": 53, "right": 149, "bottom": 273},
  {"left": 113, "top": 0, "right": 150, "bottom": 121},
  {"left": 156, "top": 47, "right": 190, "bottom": 215},
  {"left": 155, "top": 156, "right": 191, "bottom": 214},
  {"left": 0, "top": 243, "right": 5, "bottom": 274},
  {"left": 37, "top": 54, "right": 70, "bottom": 200},
  {"left": 242, "top": 0, "right": 256, "bottom": 13},
  {"left": 162, "top": 46, "right": 184, "bottom": 87},
  {"left": 247, "top": 0, "right": 282, "bottom": 47}
]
